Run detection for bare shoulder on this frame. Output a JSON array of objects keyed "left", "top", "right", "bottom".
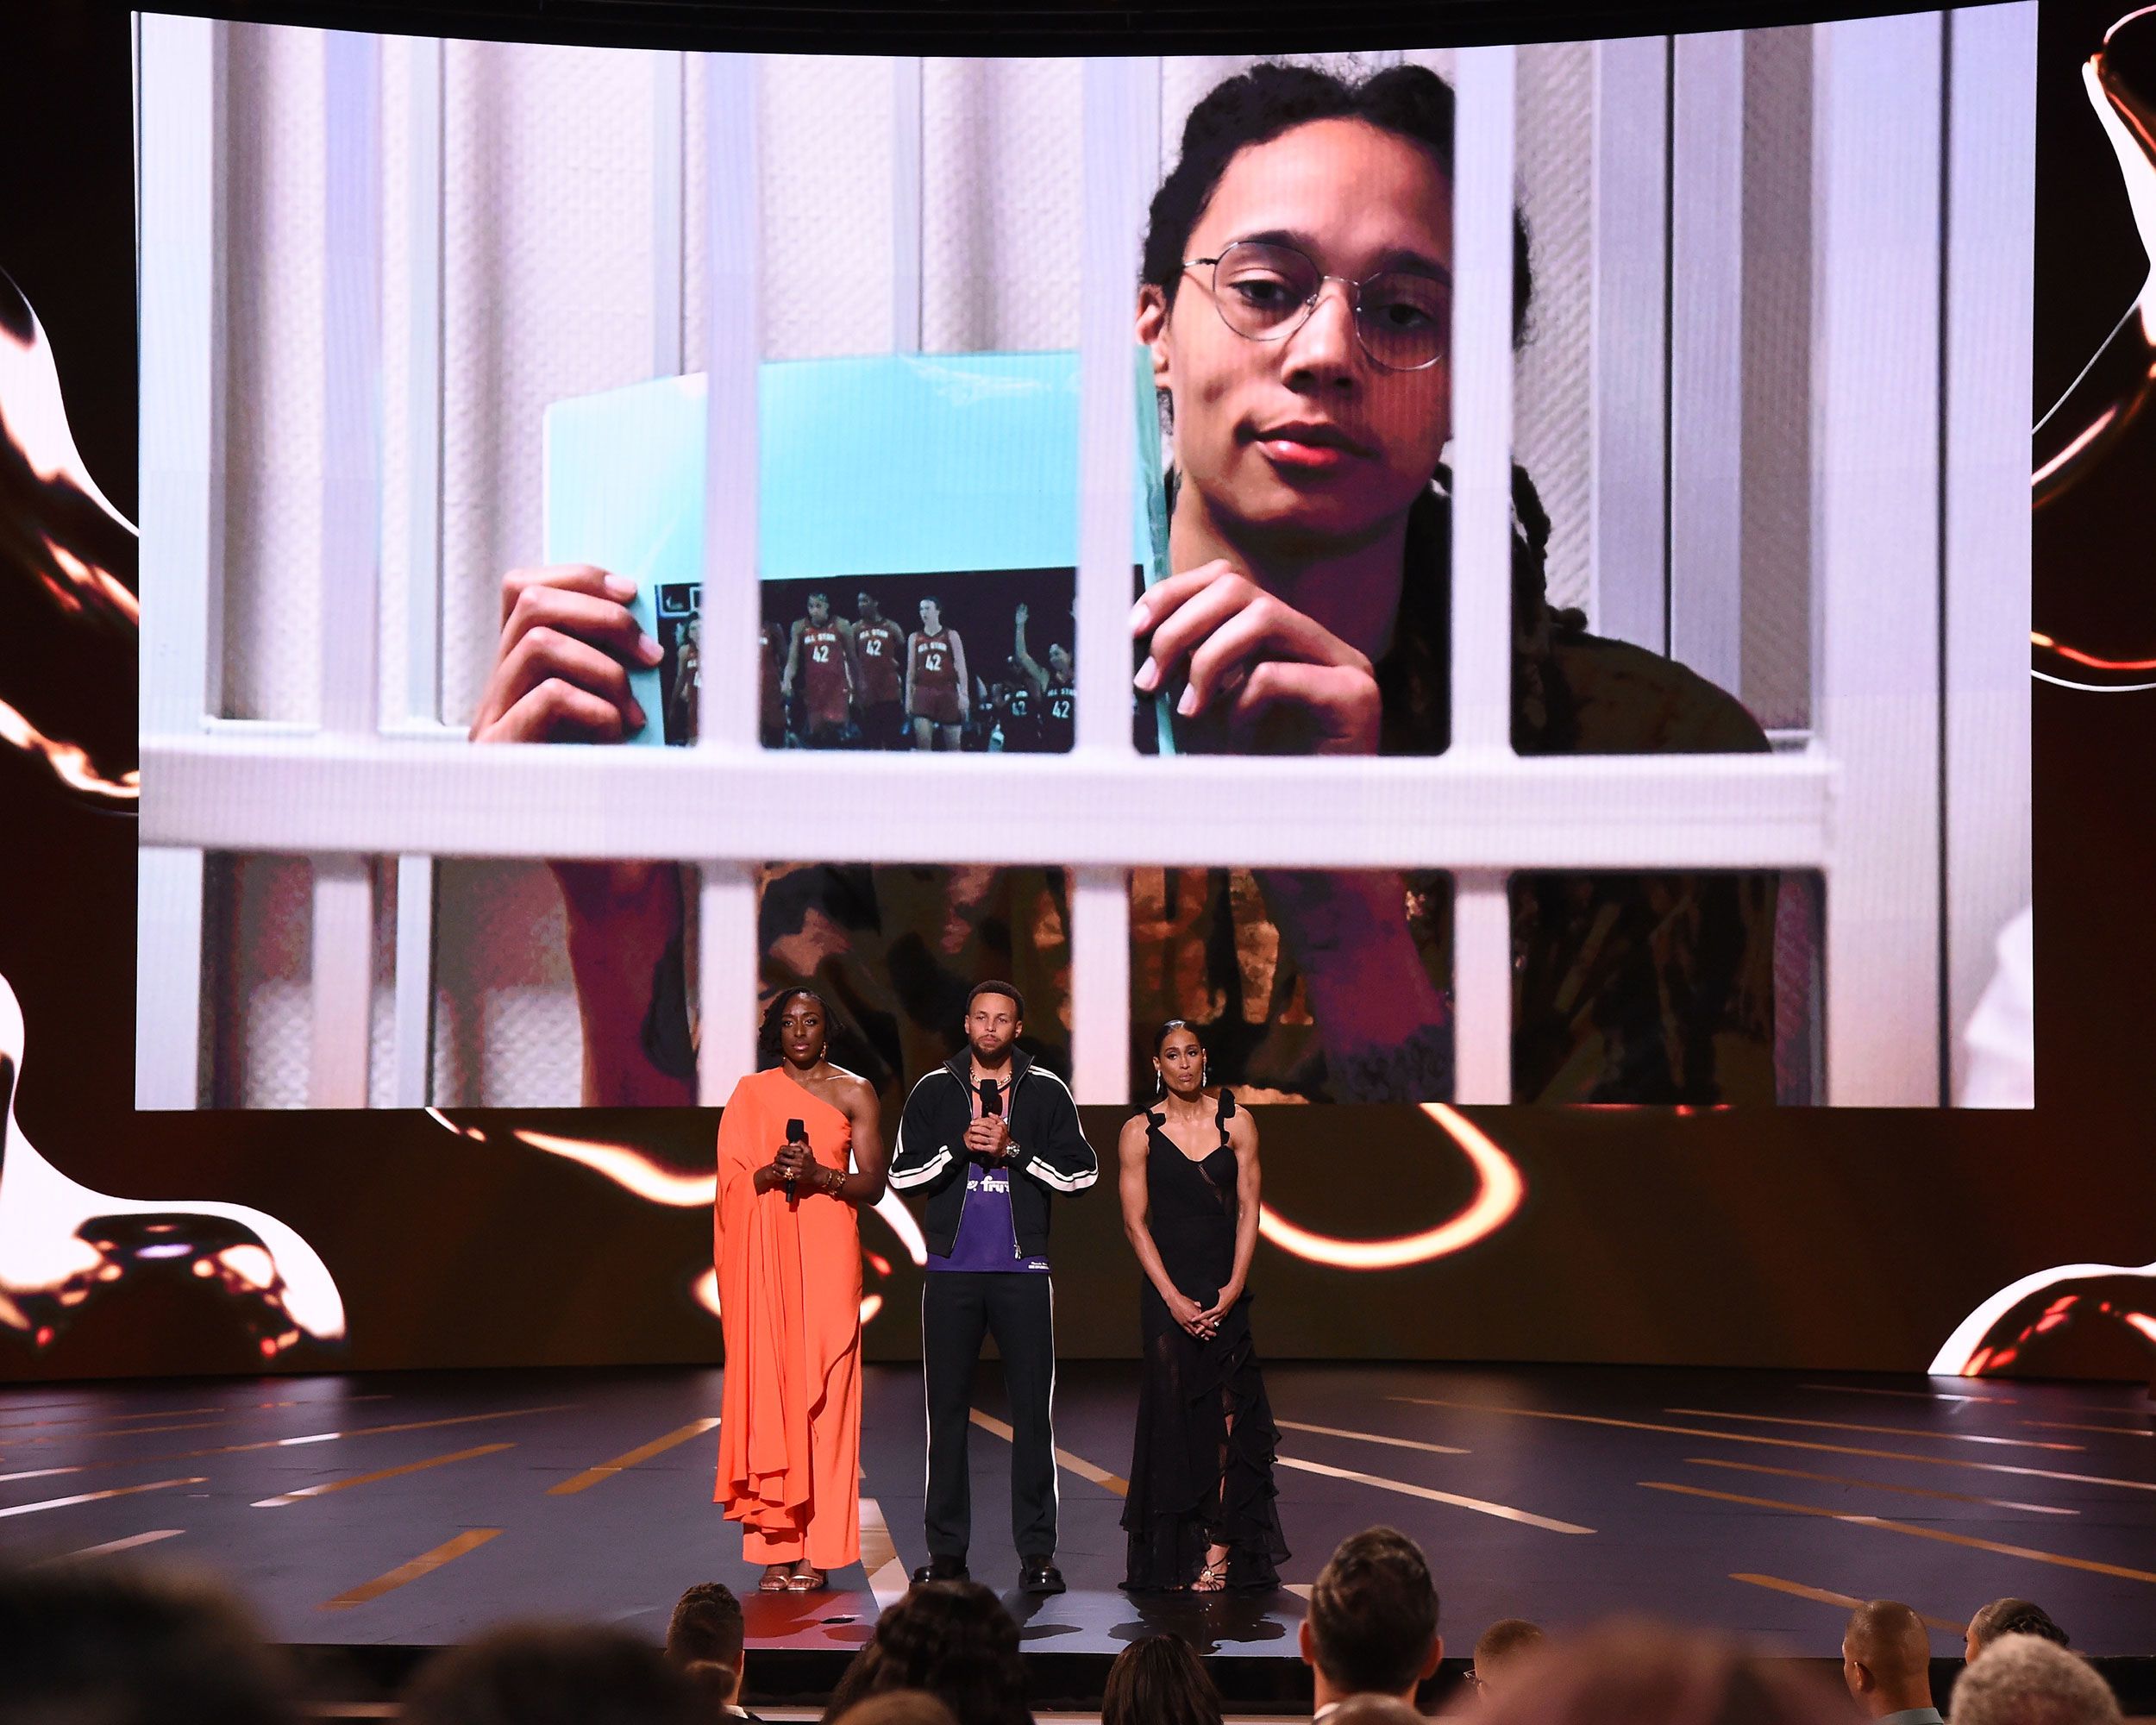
[
  {"left": 830, "top": 1068, "right": 880, "bottom": 1121},
  {"left": 1117, "top": 1113, "right": 1151, "bottom": 1155},
  {"left": 1226, "top": 1101, "right": 1259, "bottom": 1153}
]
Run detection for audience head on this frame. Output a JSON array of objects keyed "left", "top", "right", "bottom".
[
  {"left": 1470, "top": 1620, "right": 1546, "bottom": 1701},
  {"left": 666, "top": 1583, "right": 747, "bottom": 1712},
  {"left": 403, "top": 1624, "right": 703, "bottom": 1725},
  {"left": 1952, "top": 1634, "right": 2120, "bottom": 1725},
  {"left": 1965, "top": 1596, "right": 2069, "bottom": 1663},
  {"left": 1476, "top": 1619, "right": 1853, "bottom": 1725},
  {"left": 0, "top": 1565, "right": 295, "bottom": 1725},
  {"left": 1101, "top": 1634, "right": 1221, "bottom": 1725},
  {"left": 1299, "top": 1526, "right": 1443, "bottom": 1706},
  {"left": 830, "top": 1693, "right": 959, "bottom": 1725},
  {"left": 1322, "top": 1697, "right": 1425, "bottom": 1725},
  {"left": 824, "top": 1581, "right": 1030, "bottom": 1725},
  {"left": 1840, "top": 1600, "right": 1934, "bottom": 1718}
]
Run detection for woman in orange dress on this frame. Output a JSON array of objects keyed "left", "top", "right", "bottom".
[{"left": 715, "top": 988, "right": 887, "bottom": 1593}]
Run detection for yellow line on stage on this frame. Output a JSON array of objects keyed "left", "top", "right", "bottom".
[
  {"left": 1666, "top": 1408, "right": 2080, "bottom": 1452},
  {"left": 968, "top": 1409, "right": 1129, "bottom": 1495},
  {"left": 858, "top": 1496, "right": 910, "bottom": 1609},
  {"left": 1683, "top": 1456, "right": 2078, "bottom": 1516},
  {"left": 1275, "top": 1454, "right": 1593, "bottom": 1534},
  {"left": 1276, "top": 1420, "right": 1470, "bottom": 1458},
  {"left": 1729, "top": 1571, "right": 1965, "bottom": 1633},
  {"left": 320, "top": 1529, "right": 504, "bottom": 1611},
  {"left": 547, "top": 1418, "right": 720, "bottom": 1496},
  {"left": 1641, "top": 1481, "right": 2156, "bottom": 1584},
  {"left": 0, "top": 1395, "right": 392, "bottom": 1438},
  {"left": 32, "top": 1529, "right": 186, "bottom": 1565},
  {"left": 254, "top": 1442, "right": 515, "bottom": 1508},
  {"left": 1388, "top": 1396, "right": 2156, "bottom": 1495},
  {"left": 0, "top": 1477, "right": 208, "bottom": 1519},
  {"left": 0, "top": 1406, "right": 223, "bottom": 1432},
  {"left": 0, "top": 1404, "right": 578, "bottom": 1485}
]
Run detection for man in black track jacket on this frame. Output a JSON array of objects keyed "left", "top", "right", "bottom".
[{"left": 887, "top": 980, "right": 1098, "bottom": 1594}]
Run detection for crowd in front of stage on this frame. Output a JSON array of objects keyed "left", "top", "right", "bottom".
[{"left": 0, "top": 1527, "right": 2117, "bottom": 1725}]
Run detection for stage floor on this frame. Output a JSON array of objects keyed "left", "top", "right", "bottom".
[{"left": 3, "top": 1363, "right": 2152, "bottom": 1707}]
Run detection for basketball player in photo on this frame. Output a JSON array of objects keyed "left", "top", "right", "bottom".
[
  {"left": 994, "top": 656, "right": 1038, "bottom": 752},
  {"left": 850, "top": 589, "right": 907, "bottom": 750},
  {"left": 666, "top": 615, "right": 700, "bottom": 746},
  {"left": 906, "top": 595, "right": 969, "bottom": 751},
  {"left": 1013, "top": 602, "right": 1075, "bottom": 754},
  {"left": 758, "top": 617, "right": 790, "bottom": 747},
  {"left": 783, "top": 592, "right": 856, "bottom": 748}
]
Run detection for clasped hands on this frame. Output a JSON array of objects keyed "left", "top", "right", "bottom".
[
  {"left": 962, "top": 1117, "right": 1012, "bottom": 1160},
  {"left": 761, "top": 1139, "right": 833, "bottom": 1195},
  {"left": 1167, "top": 1285, "right": 1238, "bottom": 1341}
]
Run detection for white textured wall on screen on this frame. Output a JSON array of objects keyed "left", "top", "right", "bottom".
[
  {"left": 922, "top": 59, "right": 1081, "bottom": 354},
  {"left": 221, "top": 23, "right": 326, "bottom": 724},
  {"left": 761, "top": 56, "right": 896, "bottom": 359},
  {"left": 367, "top": 856, "right": 398, "bottom": 1108},
  {"left": 1739, "top": 26, "right": 1814, "bottom": 731},
  {"left": 1514, "top": 40, "right": 1595, "bottom": 618},
  {"left": 379, "top": 38, "right": 416, "bottom": 725},
  {"left": 430, "top": 860, "right": 582, "bottom": 1107},
  {"left": 208, "top": 855, "right": 314, "bottom": 1108},
  {"left": 438, "top": 40, "right": 658, "bottom": 731}
]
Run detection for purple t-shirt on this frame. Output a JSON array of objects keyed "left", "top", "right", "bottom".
[{"left": 926, "top": 1079, "right": 1050, "bottom": 1274}]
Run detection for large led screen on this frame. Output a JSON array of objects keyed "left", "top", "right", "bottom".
[{"left": 128, "top": 22, "right": 2031, "bottom": 1113}]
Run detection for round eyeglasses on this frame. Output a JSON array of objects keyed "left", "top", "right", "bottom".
[{"left": 1181, "top": 240, "right": 1451, "bottom": 373}]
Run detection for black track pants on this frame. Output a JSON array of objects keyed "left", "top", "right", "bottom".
[{"left": 920, "top": 1271, "right": 1057, "bottom": 1563}]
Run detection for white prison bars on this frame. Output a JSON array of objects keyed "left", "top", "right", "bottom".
[{"left": 134, "top": 19, "right": 2033, "bottom": 1110}]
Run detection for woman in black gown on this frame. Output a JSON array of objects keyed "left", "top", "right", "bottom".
[{"left": 1119, "top": 1020, "right": 1288, "bottom": 1592}]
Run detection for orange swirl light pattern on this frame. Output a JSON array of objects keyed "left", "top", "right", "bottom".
[
  {"left": 1257, "top": 1103, "right": 1526, "bottom": 1270},
  {"left": 429, "top": 1110, "right": 921, "bottom": 1330}
]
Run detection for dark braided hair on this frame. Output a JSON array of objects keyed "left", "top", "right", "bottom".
[
  {"left": 1140, "top": 60, "right": 1587, "bottom": 754},
  {"left": 830, "top": 1581, "right": 1031, "bottom": 1725}
]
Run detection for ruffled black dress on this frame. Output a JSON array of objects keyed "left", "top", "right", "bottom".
[{"left": 1120, "top": 1094, "right": 1289, "bottom": 1592}]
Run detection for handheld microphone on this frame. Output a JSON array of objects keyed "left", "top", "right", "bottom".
[
  {"left": 977, "top": 1078, "right": 1002, "bottom": 1117},
  {"left": 785, "top": 1117, "right": 807, "bottom": 1207}
]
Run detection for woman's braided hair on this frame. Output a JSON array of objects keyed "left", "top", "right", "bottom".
[
  {"left": 1140, "top": 60, "right": 1587, "bottom": 753},
  {"left": 831, "top": 1581, "right": 1032, "bottom": 1725}
]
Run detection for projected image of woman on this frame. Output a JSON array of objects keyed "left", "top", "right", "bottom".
[
  {"left": 713, "top": 988, "right": 887, "bottom": 1593},
  {"left": 1119, "top": 1020, "right": 1287, "bottom": 1593},
  {"left": 1130, "top": 63, "right": 1777, "bottom": 1104}
]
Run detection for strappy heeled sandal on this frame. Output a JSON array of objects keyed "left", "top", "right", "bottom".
[
  {"left": 1192, "top": 1557, "right": 1230, "bottom": 1593},
  {"left": 784, "top": 1565, "right": 828, "bottom": 1593},
  {"left": 758, "top": 1565, "right": 793, "bottom": 1594}
]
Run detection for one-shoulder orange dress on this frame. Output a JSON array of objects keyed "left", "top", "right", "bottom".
[{"left": 713, "top": 1065, "right": 862, "bottom": 1568}]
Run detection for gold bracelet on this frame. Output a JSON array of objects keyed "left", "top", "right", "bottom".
[{"left": 825, "top": 1167, "right": 843, "bottom": 1195}]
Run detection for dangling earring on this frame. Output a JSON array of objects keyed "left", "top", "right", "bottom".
[
  {"left": 1155, "top": 1068, "right": 1165, "bottom": 1099},
  {"left": 1201, "top": 1055, "right": 1210, "bottom": 1088}
]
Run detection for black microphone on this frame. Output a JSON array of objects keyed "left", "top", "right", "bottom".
[
  {"left": 784, "top": 1117, "right": 807, "bottom": 1207},
  {"left": 977, "top": 1078, "right": 1002, "bottom": 1117}
]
